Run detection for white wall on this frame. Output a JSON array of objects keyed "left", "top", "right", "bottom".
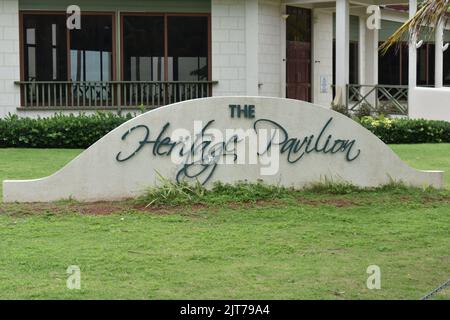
[
  {"left": 0, "top": 0, "right": 20, "bottom": 117},
  {"left": 312, "top": 10, "right": 333, "bottom": 107},
  {"left": 211, "top": 0, "right": 283, "bottom": 98},
  {"left": 409, "top": 87, "right": 450, "bottom": 121},
  {"left": 211, "top": 0, "right": 247, "bottom": 96},
  {"left": 258, "top": 0, "right": 282, "bottom": 97}
]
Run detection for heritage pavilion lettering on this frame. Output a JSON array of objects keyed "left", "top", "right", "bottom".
[
  {"left": 229, "top": 104, "right": 256, "bottom": 118},
  {"left": 255, "top": 118, "right": 361, "bottom": 163},
  {"left": 115, "top": 104, "right": 361, "bottom": 185}
]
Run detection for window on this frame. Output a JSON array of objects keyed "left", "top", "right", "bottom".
[
  {"left": 22, "top": 14, "right": 68, "bottom": 81},
  {"left": 122, "top": 15, "right": 164, "bottom": 81},
  {"left": 378, "top": 44, "right": 402, "bottom": 85},
  {"left": 168, "top": 16, "right": 209, "bottom": 81},
  {"left": 378, "top": 42, "right": 437, "bottom": 87},
  {"left": 417, "top": 43, "right": 435, "bottom": 86},
  {"left": 286, "top": 6, "right": 311, "bottom": 42},
  {"left": 349, "top": 42, "right": 359, "bottom": 85},
  {"left": 22, "top": 12, "right": 115, "bottom": 82},
  {"left": 20, "top": 11, "right": 211, "bottom": 108},
  {"left": 444, "top": 48, "right": 450, "bottom": 86},
  {"left": 70, "top": 15, "right": 113, "bottom": 82},
  {"left": 122, "top": 14, "right": 210, "bottom": 82}
]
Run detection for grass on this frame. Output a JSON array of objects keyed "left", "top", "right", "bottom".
[
  {"left": 390, "top": 144, "right": 450, "bottom": 187},
  {"left": 0, "top": 145, "right": 449, "bottom": 300},
  {"left": 0, "top": 149, "right": 82, "bottom": 201}
]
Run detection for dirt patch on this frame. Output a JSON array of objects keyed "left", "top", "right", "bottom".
[
  {"left": 133, "top": 203, "right": 209, "bottom": 216},
  {"left": 0, "top": 202, "right": 130, "bottom": 216},
  {"left": 298, "top": 198, "right": 360, "bottom": 208},
  {"left": 421, "top": 196, "right": 450, "bottom": 204},
  {"left": 225, "top": 199, "right": 282, "bottom": 210},
  {"left": 0, "top": 201, "right": 214, "bottom": 217},
  {"left": 0, "top": 198, "right": 287, "bottom": 216},
  {"left": 69, "top": 203, "right": 127, "bottom": 215}
]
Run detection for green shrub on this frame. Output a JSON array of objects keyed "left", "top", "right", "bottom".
[
  {"left": 0, "top": 112, "right": 132, "bottom": 148},
  {"left": 353, "top": 103, "right": 373, "bottom": 119},
  {"left": 359, "top": 116, "right": 450, "bottom": 144},
  {"left": 137, "top": 176, "right": 289, "bottom": 207},
  {"left": 135, "top": 177, "right": 442, "bottom": 207},
  {"left": 331, "top": 103, "right": 350, "bottom": 117},
  {"left": 0, "top": 112, "right": 449, "bottom": 148}
]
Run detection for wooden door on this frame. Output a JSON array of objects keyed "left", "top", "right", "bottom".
[{"left": 286, "top": 7, "right": 312, "bottom": 102}]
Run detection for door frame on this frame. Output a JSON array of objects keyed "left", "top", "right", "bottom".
[{"left": 285, "top": 5, "right": 312, "bottom": 102}]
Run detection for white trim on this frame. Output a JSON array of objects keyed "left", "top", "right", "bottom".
[
  {"left": 435, "top": 18, "right": 444, "bottom": 88},
  {"left": 245, "top": 0, "right": 259, "bottom": 95}
]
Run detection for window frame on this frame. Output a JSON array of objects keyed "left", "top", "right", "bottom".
[
  {"left": 120, "top": 12, "right": 212, "bottom": 82},
  {"left": 19, "top": 10, "right": 117, "bottom": 84}
]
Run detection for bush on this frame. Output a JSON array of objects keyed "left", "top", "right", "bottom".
[
  {"left": 137, "top": 176, "right": 289, "bottom": 207},
  {"left": 353, "top": 103, "right": 373, "bottom": 119},
  {"left": 359, "top": 116, "right": 450, "bottom": 144},
  {"left": 331, "top": 103, "right": 350, "bottom": 117},
  {"left": 0, "top": 113, "right": 449, "bottom": 148},
  {"left": 0, "top": 112, "right": 132, "bottom": 148}
]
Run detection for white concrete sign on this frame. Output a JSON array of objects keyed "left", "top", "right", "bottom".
[{"left": 3, "top": 97, "right": 444, "bottom": 203}]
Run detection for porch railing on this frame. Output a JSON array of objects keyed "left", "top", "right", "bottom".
[
  {"left": 346, "top": 84, "right": 409, "bottom": 116},
  {"left": 15, "top": 81, "right": 217, "bottom": 110}
]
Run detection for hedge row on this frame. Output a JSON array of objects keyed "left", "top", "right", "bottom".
[
  {"left": 359, "top": 116, "right": 450, "bottom": 144},
  {"left": 0, "top": 113, "right": 449, "bottom": 148},
  {"left": 0, "top": 113, "right": 131, "bottom": 148}
]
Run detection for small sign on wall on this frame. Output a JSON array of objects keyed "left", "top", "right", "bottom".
[{"left": 320, "top": 75, "right": 328, "bottom": 94}]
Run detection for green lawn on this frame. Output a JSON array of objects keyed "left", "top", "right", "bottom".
[{"left": 0, "top": 145, "right": 449, "bottom": 300}]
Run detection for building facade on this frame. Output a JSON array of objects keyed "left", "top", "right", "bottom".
[{"left": 0, "top": 0, "right": 449, "bottom": 120}]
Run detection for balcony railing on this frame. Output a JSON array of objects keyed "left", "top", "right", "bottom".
[
  {"left": 15, "top": 81, "right": 217, "bottom": 110},
  {"left": 346, "top": 84, "right": 409, "bottom": 116}
]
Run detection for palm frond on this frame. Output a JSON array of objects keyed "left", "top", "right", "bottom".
[{"left": 380, "top": 0, "right": 450, "bottom": 55}]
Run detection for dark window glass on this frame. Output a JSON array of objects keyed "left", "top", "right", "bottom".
[
  {"left": 349, "top": 42, "right": 359, "bottom": 84},
  {"left": 168, "top": 16, "right": 208, "bottom": 81},
  {"left": 378, "top": 44, "right": 401, "bottom": 85},
  {"left": 70, "top": 15, "right": 113, "bottom": 81},
  {"left": 444, "top": 48, "right": 450, "bottom": 85},
  {"left": 286, "top": 6, "right": 311, "bottom": 42},
  {"left": 426, "top": 44, "right": 435, "bottom": 86},
  {"left": 122, "top": 16, "right": 164, "bottom": 81},
  {"left": 23, "top": 14, "right": 67, "bottom": 81},
  {"left": 415, "top": 43, "right": 435, "bottom": 87},
  {"left": 401, "top": 43, "right": 409, "bottom": 85},
  {"left": 332, "top": 41, "right": 359, "bottom": 91},
  {"left": 417, "top": 44, "right": 428, "bottom": 85}
]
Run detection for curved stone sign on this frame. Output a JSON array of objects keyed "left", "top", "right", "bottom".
[{"left": 3, "top": 97, "right": 444, "bottom": 202}]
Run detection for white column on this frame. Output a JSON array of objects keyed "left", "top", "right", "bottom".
[
  {"left": 365, "top": 26, "right": 379, "bottom": 85},
  {"left": 408, "top": 0, "right": 417, "bottom": 88},
  {"left": 359, "top": 16, "right": 366, "bottom": 86},
  {"left": 0, "top": 0, "right": 21, "bottom": 118},
  {"left": 245, "top": 0, "right": 259, "bottom": 96},
  {"left": 435, "top": 18, "right": 444, "bottom": 88},
  {"left": 362, "top": 18, "right": 379, "bottom": 106},
  {"left": 335, "top": 0, "right": 350, "bottom": 103}
]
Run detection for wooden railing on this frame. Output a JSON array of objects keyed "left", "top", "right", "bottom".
[
  {"left": 346, "top": 84, "right": 409, "bottom": 115},
  {"left": 15, "top": 81, "right": 218, "bottom": 110}
]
